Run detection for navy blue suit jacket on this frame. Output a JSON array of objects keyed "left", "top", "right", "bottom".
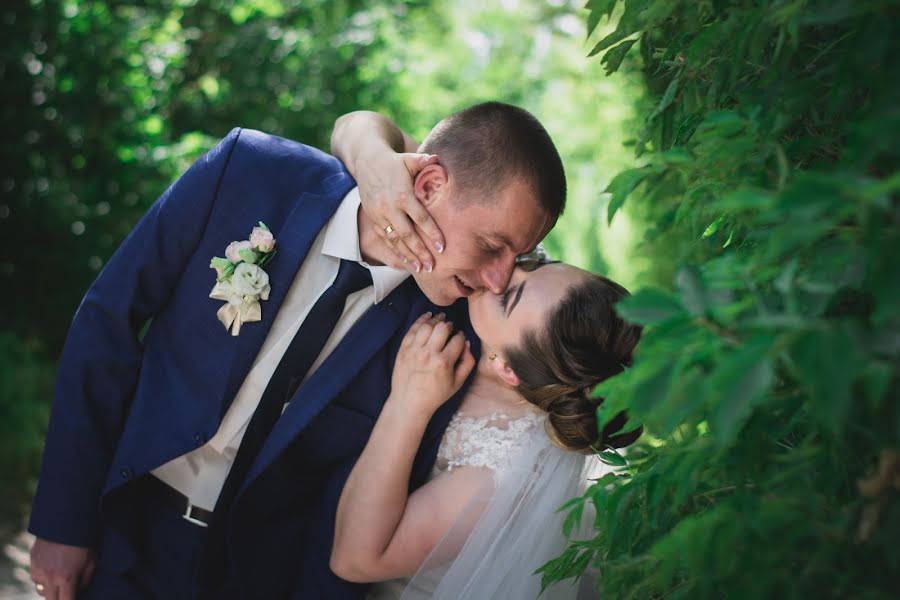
[{"left": 28, "top": 128, "right": 474, "bottom": 599}]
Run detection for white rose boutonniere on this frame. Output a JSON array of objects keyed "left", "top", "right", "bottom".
[{"left": 209, "top": 221, "right": 277, "bottom": 336}]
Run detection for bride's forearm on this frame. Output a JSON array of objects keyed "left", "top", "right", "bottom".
[
  {"left": 330, "top": 111, "right": 416, "bottom": 179},
  {"left": 332, "top": 395, "right": 432, "bottom": 579}
]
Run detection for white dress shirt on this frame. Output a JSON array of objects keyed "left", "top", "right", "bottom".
[{"left": 151, "top": 187, "right": 409, "bottom": 511}]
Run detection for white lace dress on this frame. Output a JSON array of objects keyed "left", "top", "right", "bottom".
[{"left": 366, "top": 410, "right": 545, "bottom": 600}]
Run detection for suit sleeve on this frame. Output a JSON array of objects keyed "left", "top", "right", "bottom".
[{"left": 27, "top": 128, "right": 243, "bottom": 547}]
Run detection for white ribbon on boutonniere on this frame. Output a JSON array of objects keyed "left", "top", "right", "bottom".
[{"left": 209, "top": 222, "right": 277, "bottom": 336}]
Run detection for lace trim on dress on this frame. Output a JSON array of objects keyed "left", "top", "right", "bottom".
[{"left": 434, "top": 411, "right": 544, "bottom": 474}]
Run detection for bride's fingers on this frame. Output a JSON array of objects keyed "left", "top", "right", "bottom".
[
  {"left": 426, "top": 319, "right": 454, "bottom": 351},
  {"left": 453, "top": 340, "right": 476, "bottom": 389},
  {"left": 441, "top": 330, "right": 466, "bottom": 360},
  {"left": 402, "top": 312, "right": 433, "bottom": 347},
  {"left": 413, "top": 313, "right": 443, "bottom": 347}
]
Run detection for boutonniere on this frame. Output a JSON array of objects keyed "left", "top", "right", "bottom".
[{"left": 209, "top": 222, "right": 277, "bottom": 336}]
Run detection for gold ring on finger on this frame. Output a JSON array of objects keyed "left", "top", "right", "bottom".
[{"left": 384, "top": 224, "right": 395, "bottom": 236}]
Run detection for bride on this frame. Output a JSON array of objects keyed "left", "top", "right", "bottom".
[{"left": 330, "top": 255, "right": 642, "bottom": 599}]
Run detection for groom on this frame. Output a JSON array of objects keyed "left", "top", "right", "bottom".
[{"left": 27, "top": 102, "right": 566, "bottom": 599}]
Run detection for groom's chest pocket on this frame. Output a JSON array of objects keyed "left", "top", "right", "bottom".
[{"left": 292, "top": 402, "right": 375, "bottom": 465}]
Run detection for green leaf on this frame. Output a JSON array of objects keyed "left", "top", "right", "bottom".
[
  {"left": 708, "top": 338, "right": 775, "bottom": 447},
  {"left": 630, "top": 362, "right": 676, "bottom": 417},
  {"left": 716, "top": 187, "right": 774, "bottom": 212},
  {"left": 220, "top": 263, "right": 236, "bottom": 281},
  {"left": 675, "top": 266, "right": 707, "bottom": 316},
  {"left": 861, "top": 362, "right": 892, "bottom": 409},
  {"left": 614, "top": 288, "right": 685, "bottom": 325},
  {"left": 702, "top": 215, "right": 724, "bottom": 239},
  {"left": 536, "top": 546, "right": 595, "bottom": 593},
  {"left": 605, "top": 167, "right": 649, "bottom": 224},
  {"left": 209, "top": 256, "right": 231, "bottom": 270},
  {"left": 696, "top": 111, "right": 747, "bottom": 137},
  {"left": 585, "top": 0, "right": 618, "bottom": 38},
  {"left": 238, "top": 248, "right": 258, "bottom": 264},
  {"left": 647, "top": 76, "right": 680, "bottom": 123},
  {"left": 601, "top": 38, "right": 638, "bottom": 75},
  {"left": 647, "top": 366, "right": 708, "bottom": 436},
  {"left": 789, "top": 328, "right": 861, "bottom": 430},
  {"left": 561, "top": 497, "right": 586, "bottom": 537},
  {"left": 597, "top": 449, "right": 627, "bottom": 467}
]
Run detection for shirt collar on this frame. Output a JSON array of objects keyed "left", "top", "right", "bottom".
[{"left": 321, "top": 187, "right": 409, "bottom": 303}]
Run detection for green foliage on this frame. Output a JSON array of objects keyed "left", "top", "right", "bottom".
[
  {"left": 1, "top": 0, "right": 433, "bottom": 353},
  {"left": 0, "top": 334, "right": 54, "bottom": 521},
  {"left": 541, "top": 1, "right": 900, "bottom": 598}
]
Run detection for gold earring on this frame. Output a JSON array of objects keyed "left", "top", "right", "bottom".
[{"left": 489, "top": 353, "right": 497, "bottom": 361}]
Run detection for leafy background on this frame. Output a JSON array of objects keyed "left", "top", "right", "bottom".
[
  {"left": 2, "top": 0, "right": 898, "bottom": 598},
  {"left": 539, "top": 1, "right": 900, "bottom": 598}
]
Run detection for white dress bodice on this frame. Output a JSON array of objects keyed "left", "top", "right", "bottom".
[{"left": 433, "top": 410, "right": 544, "bottom": 475}]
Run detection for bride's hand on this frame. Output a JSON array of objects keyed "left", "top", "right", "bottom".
[
  {"left": 390, "top": 312, "right": 475, "bottom": 416},
  {"left": 330, "top": 111, "right": 445, "bottom": 271},
  {"left": 357, "top": 150, "right": 443, "bottom": 272}
]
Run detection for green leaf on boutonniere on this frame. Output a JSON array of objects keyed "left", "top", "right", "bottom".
[
  {"left": 257, "top": 250, "right": 277, "bottom": 269},
  {"left": 238, "top": 248, "right": 258, "bottom": 264},
  {"left": 219, "top": 262, "right": 236, "bottom": 281},
  {"left": 258, "top": 221, "right": 270, "bottom": 232},
  {"left": 210, "top": 256, "right": 231, "bottom": 270}
]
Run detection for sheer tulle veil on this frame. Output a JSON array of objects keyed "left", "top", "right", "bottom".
[{"left": 399, "top": 420, "right": 606, "bottom": 599}]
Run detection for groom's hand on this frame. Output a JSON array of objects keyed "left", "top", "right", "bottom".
[
  {"left": 358, "top": 151, "right": 446, "bottom": 272},
  {"left": 30, "top": 537, "right": 95, "bottom": 600}
]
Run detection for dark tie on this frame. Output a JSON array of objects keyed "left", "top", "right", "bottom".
[{"left": 200, "top": 259, "right": 372, "bottom": 588}]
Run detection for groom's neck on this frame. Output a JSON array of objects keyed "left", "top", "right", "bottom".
[{"left": 357, "top": 206, "right": 392, "bottom": 267}]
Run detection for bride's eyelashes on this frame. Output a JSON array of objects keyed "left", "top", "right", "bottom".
[{"left": 499, "top": 288, "right": 512, "bottom": 312}]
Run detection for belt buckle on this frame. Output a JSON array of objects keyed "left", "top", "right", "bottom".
[{"left": 182, "top": 500, "right": 209, "bottom": 528}]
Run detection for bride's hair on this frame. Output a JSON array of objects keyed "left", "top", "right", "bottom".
[{"left": 505, "top": 268, "right": 643, "bottom": 453}]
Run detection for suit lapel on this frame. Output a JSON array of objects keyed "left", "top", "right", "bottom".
[
  {"left": 243, "top": 281, "right": 415, "bottom": 487},
  {"left": 220, "top": 172, "right": 355, "bottom": 416}
]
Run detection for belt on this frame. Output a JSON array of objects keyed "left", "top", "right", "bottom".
[{"left": 147, "top": 475, "right": 214, "bottom": 528}]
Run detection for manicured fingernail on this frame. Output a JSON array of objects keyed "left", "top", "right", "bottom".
[
  {"left": 424, "top": 261, "right": 433, "bottom": 273},
  {"left": 424, "top": 311, "right": 432, "bottom": 318},
  {"left": 465, "top": 340, "right": 471, "bottom": 348},
  {"left": 436, "top": 312, "right": 446, "bottom": 320},
  {"left": 435, "top": 241, "right": 444, "bottom": 253},
  {"left": 412, "top": 261, "right": 421, "bottom": 273}
]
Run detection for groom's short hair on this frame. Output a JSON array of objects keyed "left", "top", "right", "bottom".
[{"left": 420, "top": 101, "right": 566, "bottom": 220}]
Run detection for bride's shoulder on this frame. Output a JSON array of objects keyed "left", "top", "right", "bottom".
[{"left": 435, "top": 409, "right": 546, "bottom": 475}]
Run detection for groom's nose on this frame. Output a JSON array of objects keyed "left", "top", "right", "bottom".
[{"left": 478, "top": 256, "right": 515, "bottom": 295}]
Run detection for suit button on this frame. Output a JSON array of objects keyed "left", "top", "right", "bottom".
[
  {"left": 193, "top": 432, "right": 206, "bottom": 445},
  {"left": 119, "top": 467, "right": 133, "bottom": 480}
]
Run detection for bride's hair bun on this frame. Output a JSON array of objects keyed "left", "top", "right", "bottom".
[{"left": 505, "top": 274, "right": 643, "bottom": 454}]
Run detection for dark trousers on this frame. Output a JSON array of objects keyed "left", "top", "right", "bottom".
[{"left": 82, "top": 477, "right": 208, "bottom": 600}]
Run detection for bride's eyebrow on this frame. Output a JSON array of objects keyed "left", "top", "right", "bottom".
[{"left": 506, "top": 281, "right": 527, "bottom": 317}]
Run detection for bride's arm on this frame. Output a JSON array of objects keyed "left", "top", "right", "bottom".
[
  {"left": 330, "top": 111, "right": 445, "bottom": 272},
  {"left": 331, "top": 313, "right": 481, "bottom": 583}
]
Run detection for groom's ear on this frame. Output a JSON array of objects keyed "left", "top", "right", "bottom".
[
  {"left": 492, "top": 356, "right": 521, "bottom": 388},
  {"left": 413, "top": 164, "right": 448, "bottom": 207}
]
